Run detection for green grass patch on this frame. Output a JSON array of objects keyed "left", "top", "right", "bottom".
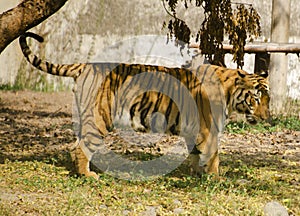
[
  {"left": 226, "top": 116, "right": 300, "bottom": 134},
  {"left": 0, "top": 157, "right": 298, "bottom": 215},
  {"left": 0, "top": 84, "right": 24, "bottom": 91}
]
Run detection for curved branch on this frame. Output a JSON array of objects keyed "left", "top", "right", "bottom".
[
  {"left": 0, "top": 0, "right": 68, "bottom": 55},
  {"left": 162, "top": 0, "right": 176, "bottom": 18},
  {"left": 161, "top": 0, "right": 186, "bottom": 24}
]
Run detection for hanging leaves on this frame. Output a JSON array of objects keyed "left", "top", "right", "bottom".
[
  {"left": 163, "top": 0, "right": 191, "bottom": 49},
  {"left": 199, "top": 0, "right": 231, "bottom": 65},
  {"left": 162, "top": 0, "right": 261, "bottom": 68},
  {"left": 168, "top": 19, "right": 191, "bottom": 44},
  {"left": 226, "top": 4, "right": 261, "bottom": 67}
]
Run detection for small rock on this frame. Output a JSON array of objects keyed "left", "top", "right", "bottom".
[
  {"left": 236, "top": 179, "right": 251, "bottom": 185},
  {"left": 123, "top": 210, "right": 131, "bottom": 215},
  {"left": 264, "top": 201, "right": 289, "bottom": 216},
  {"left": 173, "top": 199, "right": 182, "bottom": 206},
  {"left": 173, "top": 208, "right": 184, "bottom": 215},
  {"left": 143, "top": 189, "right": 152, "bottom": 194},
  {"left": 141, "top": 206, "right": 157, "bottom": 216},
  {"left": 99, "top": 204, "right": 108, "bottom": 210}
]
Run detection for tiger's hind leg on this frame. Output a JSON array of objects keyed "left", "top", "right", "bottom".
[
  {"left": 185, "top": 153, "right": 204, "bottom": 176},
  {"left": 70, "top": 139, "right": 99, "bottom": 179}
]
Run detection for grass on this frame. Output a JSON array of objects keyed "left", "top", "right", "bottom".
[
  {"left": 0, "top": 115, "right": 299, "bottom": 215},
  {"left": 0, "top": 75, "right": 70, "bottom": 92},
  {"left": 0, "top": 82, "right": 67, "bottom": 93},
  {"left": 0, "top": 160, "right": 298, "bottom": 215},
  {"left": 0, "top": 152, "right": 299, "bottom": 215},
  {"left": 0, "top": 84, "right": 24, "bottom": 91}
]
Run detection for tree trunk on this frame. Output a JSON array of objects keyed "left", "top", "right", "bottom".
[
  {"left": 0, "top": 0, "right": 68, "bottom": 55},
  {"left": 270, "top": 0, "right": 291, "bottom": 115}
]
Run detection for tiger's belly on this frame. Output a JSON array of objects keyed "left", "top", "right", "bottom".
[
  {"left": 114, "top": 91, "right": 188, "bottom": 135},
  {"left": 107, "top": 107, "right": 188, "bottom": 157}
]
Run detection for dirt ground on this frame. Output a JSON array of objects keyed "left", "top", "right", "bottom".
[{"left": 0, "top": 90, "right": 299, "bottom": 173}]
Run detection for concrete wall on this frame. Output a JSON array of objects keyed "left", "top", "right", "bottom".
[{"left": 0, "top": 0, "right": 299, "bottom": 98}]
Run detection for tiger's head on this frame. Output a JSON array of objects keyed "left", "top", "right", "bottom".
[{"left": 231, "top": 70, "right": 270, "bottom": 125}]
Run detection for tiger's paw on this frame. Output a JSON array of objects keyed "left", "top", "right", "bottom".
[{"left": 84, "top": 171, "right": 99, "bottom": 180}]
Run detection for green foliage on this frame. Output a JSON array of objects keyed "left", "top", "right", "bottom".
[
  {"left": 270, "top": 116, "right": 300, "bottom": 131},
  {"left": 0, "top": 84, "right": 23, "bottom": 91},
  {"left": 162, "top": 0, "right": 261, "bottom": 68},
  {"left": 226, "top": 116, "right": 300, "bottom": 134}
]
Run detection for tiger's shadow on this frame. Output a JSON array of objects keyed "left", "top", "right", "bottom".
[
  {"left": 0, "top": 106, "right": 296, "bottom": 181},
  {"left": 0, "top": 106, "right": 76, "bottom": 174}
]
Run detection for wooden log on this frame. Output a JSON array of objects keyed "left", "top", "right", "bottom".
[{"left": 188, "top": 43, "right": 300, "bottom": 54}]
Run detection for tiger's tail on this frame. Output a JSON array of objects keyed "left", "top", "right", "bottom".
[{"left": 19, "top": 32, "right": 85, "bottom": 79}]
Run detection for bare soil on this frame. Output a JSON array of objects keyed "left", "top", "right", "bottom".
[
  {"left": 0, "top": 90, "right": 299, "bottom": 174},
  {"left": 0, "top": 90, "right": 75, "bottom": 170}
]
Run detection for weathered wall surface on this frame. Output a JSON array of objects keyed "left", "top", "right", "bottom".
[{"left": 0, "top": 0, "right": 299, "bottom": 98}]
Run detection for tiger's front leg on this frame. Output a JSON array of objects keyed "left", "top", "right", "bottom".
[
  {"left": 186, "top": 149, "right": 219, "bottom": 176},
  {"left": 185, "top": 132, "right": 219, "bottom": 176},
  {"left": 202, "top": 150, "right": 219, "bottom": 174}
]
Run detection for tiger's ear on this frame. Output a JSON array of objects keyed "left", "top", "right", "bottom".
[
  {"left": 237, "top": 70, "right": 246, "bottom": 78},
  {"left": 259, "top": 70, "right": 269, "bottom": 78}
]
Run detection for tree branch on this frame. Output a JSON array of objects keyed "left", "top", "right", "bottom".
[
  {"left": 161, "top": 0, "right": 186, "bottom": 24},
  {"left": 231, "top": 2, "right": 253, "bottom": 7},
  {"left": 0, "top": 0, "right": 68, "bottom": 54}
]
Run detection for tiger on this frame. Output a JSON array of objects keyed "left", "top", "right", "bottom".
[{"left": 19, "top": 32, "right": 270, "bottom": 179}]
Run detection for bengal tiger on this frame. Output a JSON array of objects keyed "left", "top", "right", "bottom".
[{"left": 19, "top": 32, "right": 270, "bottom": 179}]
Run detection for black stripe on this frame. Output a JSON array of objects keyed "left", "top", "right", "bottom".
[
  {"left": 130, "top": 102, "right": 139, "bottom": 119},
  {"left": 169, "top": 124, "right": 177, "bottom": 135},
  {"left": 200, "top": 64, "right": 211, "bottom": 84},
  {"left": 175, "top": 111, "right": 180, "bottom": 126},
  {"left": 46, "top": 62, "right": 53, "bottom": 74},
  {"left": 236, "top": 89, "right": 244, "bottom": 100},
  {"left": 62, "top": 66, "right": 70, "bottom": 76},
  {"left": 108, "top": 68, "right": 114, "bottom": 89},
  {"left": 55, "top": 65, "right": 62, "bottom": 76},
  {"left": 197, "top": 89, "right": 209, "bottom": 129},
  {"left": 33, "top": 56, "right": 41, "bottom": 67},
  {"left": 165, "top": 100, "right": 173, "bottom": 122},
  {"left": 140, "top": 102, "right": 153, "bottom": 129},
  {"left": 153, "top": 92, "right": 162, "bottom": 113},
  {"left": 68, "top": 64, "right": 82, "bottom": 76},
  {"left": 138, "top": 93, "right": 150, "bottom": 112},
  {"left": 127, "top": 64, "right": 139, "bottom": 87},
  {"left": 184, "top": 68, "right": 190, "bottom": 88},
  {"left": 115, "top": 64, "right": 123, "bottom": 92},
  {"left": 115, "top": 68, "right": 122, "bottom": 91}
]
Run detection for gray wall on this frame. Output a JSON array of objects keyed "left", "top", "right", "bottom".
[{"left": 0, "top": 0, "right": 299, "bottom": 98}]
